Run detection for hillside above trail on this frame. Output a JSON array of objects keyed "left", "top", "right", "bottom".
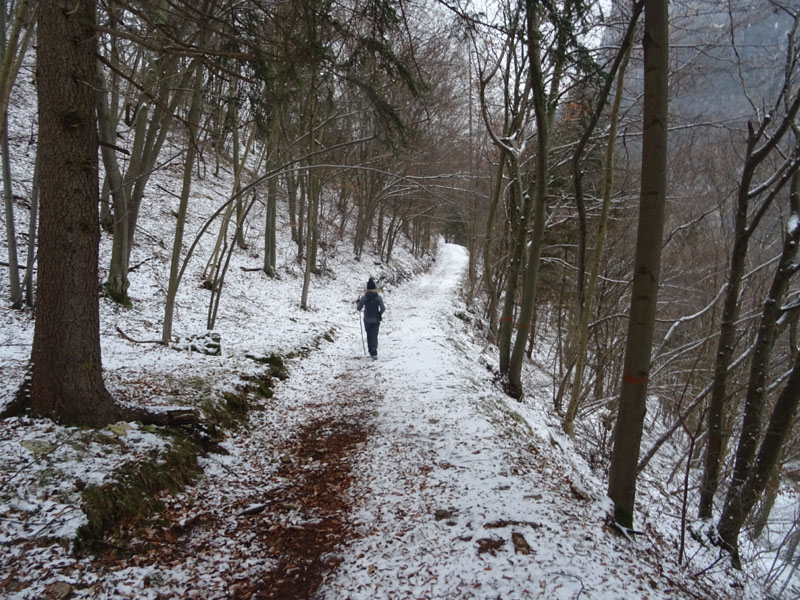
[{"left": 2, "top": 242, "right": 751, "bottom": 599}]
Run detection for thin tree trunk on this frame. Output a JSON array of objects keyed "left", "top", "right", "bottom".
[
  {"left": 563, "top": 41, "right": 633, "bottom": 436},
  {"left": 1, "top": 0, "right": 25, "bottom": 309},
  {"left": 162, "top": 59, "right": 204, "bottom": 344},
  {"left": 506, "top": 1, "right": 550, "bottom": 396},
  {"left": 0, "top": 0, "right": 35, "bottom": 143},
  {"left": 2, "top": 108, "right": 20, "bottom": 308},
  {"left": 264, "top": 110, "right": 281, "bottom": 277},
  {"left": 483, "top": 155, "right": 506, "bottom": 334},
  {"left": 297, "top": 170, "right": 306, "bottom": 260},
  {"left": 750, "top": 460, "right": 781, "bottom": 541},
  {"left": 497, "top": 162, "right": 527, "bottom": 375},
  {"left": 607, "top": 0, "right": 669, "bottom": 530},
  {"left": 96, "top": 65, "right": 131, "bottom": 305},
  {"left": 22, "top": 154, "right": 38, "bottom": 306},
  {"left": 301, "top": 176, "right": 318, "bottom": 309},
  {"left": 287, "top": 168, "right": 299, "bottom": 244},
  {"left": 204, "top": 122, "right": 256, "bottom": 284}
]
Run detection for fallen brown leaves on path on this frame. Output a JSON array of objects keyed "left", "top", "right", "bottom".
[
  {"left": 87, "top": 373, "right": 376, "bottom": 600},
  {"left": 250, "top": 413, "right": 373, "bottom": 599}
]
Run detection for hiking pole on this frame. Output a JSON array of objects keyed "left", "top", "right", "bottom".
[{"left": 357, "top": 310, "right": 366, "bottom": 355}]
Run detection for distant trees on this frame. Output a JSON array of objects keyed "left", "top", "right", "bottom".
[{"left": 2, "top": 0, "right": 35, "bottom": 309}]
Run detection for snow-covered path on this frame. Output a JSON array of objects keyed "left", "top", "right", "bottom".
[{"left": 308, "top": 244, "right": 689, "bottom": 599}]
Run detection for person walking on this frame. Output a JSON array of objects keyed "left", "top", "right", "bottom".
[{"left": 357, "top": 278, "right": 385, "bottom": 360}]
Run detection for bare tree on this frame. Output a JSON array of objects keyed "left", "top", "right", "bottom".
[
  {"left": 1, "top": 0, "right": 36, "bottom": 308},
  {"left": 607, "top": 0, "right": 669, "bottom": 530},
  {"left": 697, "top": 25, "right": 800, "bottom": 519}
]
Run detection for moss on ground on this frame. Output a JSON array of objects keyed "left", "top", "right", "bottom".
[{"left": 76, "top": 434, "right": 200, "bottom": 551}]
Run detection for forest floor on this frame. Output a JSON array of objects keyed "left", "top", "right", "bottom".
[
  {"left": 2, "top": 243, "right": 752, "bottom": 599},
  {"left": 1, "top": 243, "right": 755, "bottom": 599}
]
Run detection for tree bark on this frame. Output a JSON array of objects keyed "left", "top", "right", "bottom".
[
  {"left": 607, "top": 0, "right": 669, "bottom": 530},
  {"left": 31, "top": 0, "right": 119, "bottom": 426}
]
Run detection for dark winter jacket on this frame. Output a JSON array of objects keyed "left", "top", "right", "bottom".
[{"left": 357, "top": 291, "right": 385, "bottom": 325}]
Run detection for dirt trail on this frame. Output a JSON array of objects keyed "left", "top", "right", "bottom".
[
  {"left": 87, "top": 363, "right": 376, "bottom": 599},
  {"left": 245, "top": 408, "right": 374, "bottom": 598}
]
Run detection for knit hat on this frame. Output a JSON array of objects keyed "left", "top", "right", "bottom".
[{"left": 367, "top": 277, "right": 377, "bottom": 290}]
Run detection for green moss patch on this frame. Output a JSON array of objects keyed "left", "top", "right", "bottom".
[{"left": 76, "top": 434, "right": 201, "bottom": 551}]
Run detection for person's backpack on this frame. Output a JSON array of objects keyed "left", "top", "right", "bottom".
[{"left": 364, "top": 294, "right": 380, "bottom": 320}]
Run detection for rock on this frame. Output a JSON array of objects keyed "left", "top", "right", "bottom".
[
  {"left": 43, "top": 581, "right": 72, "bottom": 599},
  {"left": 512, "top": 532, "right": 532, "bottom": 555},
  {"left": 476, "top": 537, "right": 505, "bottom": 555},
  {"left": 106, "top": 422, "right": 131, "bottom": 437},
  {"left": 174, "top": 331, "right": 222, "bottom": 356},
  {"left": 21, "top": 439, "right": 55, "bottom": 456},
  {"left": 434, "top": 508, "right": 457, "bottom": 521}
]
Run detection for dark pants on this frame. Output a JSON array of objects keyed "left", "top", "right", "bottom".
[{"left": 365, "top": 321, "right": 380, "bottom": 356}]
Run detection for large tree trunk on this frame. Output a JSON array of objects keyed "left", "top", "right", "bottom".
[
  {"left": 607, "top": 0, "right": 669, "bottom": 530},
  {"left": 31, "top": 0, "right": 119, "bottom": 426}
]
